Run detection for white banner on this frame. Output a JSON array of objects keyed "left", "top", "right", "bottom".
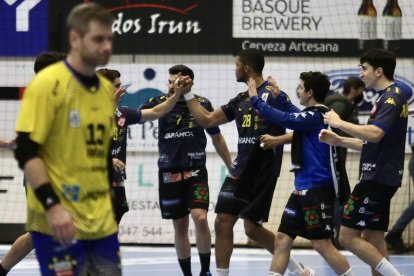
[{"left": 233, "top": 0, "right": 414, "bottom": 39}]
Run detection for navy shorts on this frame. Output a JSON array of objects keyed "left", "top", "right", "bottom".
[
  {"left": 158, "top": 166, "right": 209, "bottom": 220},
  {"left": 341, "top": 180, "right": 398, "bottom": 231},
  {"left": 215, "top": 176, "right": 277, "bottom": 224},
  {"left": 278, "top": 187, "right": 335, "bottom": 240},
  {"left": 214, "top": 177, "right": 246, "bottom": 217},
  {"left": 31, "top": 232, "right": 121, "bottom": 276}
]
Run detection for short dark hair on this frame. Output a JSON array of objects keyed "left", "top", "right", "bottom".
[
  {"left": 67, "top": 3, "right": 114, "bottom": 36},
  {"left": 359, "top": 49, "right": 396, "bottom": 81},
  {"left": 237, "top": 49, "right": 265, "bottom": 74},
  {"left": 34, "top": 51, "right": 67, "bottom": 73},
  {"left": 96, "top": 68, "right": 120, "bottom": 82},
  {"left": 300, "top": 71, "right": 331, "bottom": 103},
  {"left": 343, "top": 77, "right": 365, "bottom": 96},
  {"left": 168, "top": 65, "right": 194, "bottom": 80}
]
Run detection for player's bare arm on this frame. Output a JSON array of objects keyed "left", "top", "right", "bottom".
[
  {"left": 319, "top": 129, "right": 363, "bottom": 151},
  {"left": 323, "top": 110, "right": 384, "bottom": 143},
  {"left": 0, "top": 138, "right": 15, "bottom": 150},
  {"left": 182, "top": 79, "right": 228, "bottom": 128},
  {"left": 140, "top": 87, "right": 182, "bottom": 122},
  {"left": 210, "top": 133, "right": 232, "bottom": 172},
  {"left": 23, "top": 158, "right": 76, "bottom": 246},
  {"left": 259, "top": 133, "right": 292, "bottom": 150}
]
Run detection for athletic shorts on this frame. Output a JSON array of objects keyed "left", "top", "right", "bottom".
[
  {"left": 31, "top": 232, "right": 121, "bottom": 276},
  {"left": 341, "top": 180, "right": 398, "bottom": 231},
  {"left": 278, "top": 187, "right": 335, "bottom": 240},
  {"left": 215, "top": 176, "right": 277, "bottom": 224},
  {"left": 111, "top": 184, "right": 129, "bottom": 224},
  {"left": 158, "top": 166, "right": 209, "bottom": 220}
]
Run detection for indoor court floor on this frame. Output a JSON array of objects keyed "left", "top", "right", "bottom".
[{"left": 1, "top": 245, "right": 413, "bottom": 275}]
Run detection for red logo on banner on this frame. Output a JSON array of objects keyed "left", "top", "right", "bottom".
[{"left": 82, "top": 0, "right": 198, "bottom": 14}]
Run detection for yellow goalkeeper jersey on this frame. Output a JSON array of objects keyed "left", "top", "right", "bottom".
[{"left": 16, "top": 61, "right": 117, "bottom": 240}]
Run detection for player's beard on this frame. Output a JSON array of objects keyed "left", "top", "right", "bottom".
[
  {"left": 236, "top": 71, "right": 248, "bottom": 83},
  {"left": 80, "top": 49, "right": 111, "bottom": 68}
]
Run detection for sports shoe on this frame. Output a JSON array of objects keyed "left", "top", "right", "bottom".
[
  {"left": 385, "top": 232, "right": 409, "bottom": 252},
  {"left": 299, "top": 263, "right": 316, "bottom": 276}
]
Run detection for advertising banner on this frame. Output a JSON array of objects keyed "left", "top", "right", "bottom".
[
  {"left": 48, "top": 0, "right": 414, "bottom": 56},
  {"left": 48, "top": 0, "right": 233, "bottom": 55},
  {"left": 0, "top": 0, "right": 48, "bottom": 56},
  {"left": 232, "top": 0, "right": 414, "bottom": 56}
]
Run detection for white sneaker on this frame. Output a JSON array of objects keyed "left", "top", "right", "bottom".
[{"left": 300, "top": 264, "right": 316, "bottom": 276}]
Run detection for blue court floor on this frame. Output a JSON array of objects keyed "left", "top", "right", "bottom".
[{"left": 1, "top": 245, "right": 413, "bottom": 275}]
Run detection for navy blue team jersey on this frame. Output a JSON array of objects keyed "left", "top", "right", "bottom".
[
  {"left": 360, "top": 84, "right": 408, "bottom": 187},
  {"left": 111, "top": 106, "right": 142, "bottom": 181},
  {"left": 221, "top": 80, "right": 298, "bottom": 177},
  {"left": 250, "top": 96, "right": 333, "bottom": 191},
  {"left": 141, "top": 95, "right": 220, "bottom": 169}
]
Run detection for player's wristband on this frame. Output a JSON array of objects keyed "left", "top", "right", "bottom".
[
  {"left": 34, "top": 183, "right": 60, "bottom": 210},
  {"left": 183, "top": 91, "right": 195, "bottom": 101}
]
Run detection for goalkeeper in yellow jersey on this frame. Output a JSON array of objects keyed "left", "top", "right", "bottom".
[{"left": 14, "top": 3, "right": 121, "bottom": 276}]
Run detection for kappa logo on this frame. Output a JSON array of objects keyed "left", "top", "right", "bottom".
[
  {"left": 190, "top": 169, "right": 200, "bottom": 177},
  {"left": 384, "top": 98, "right": 396, "bottom": 106},
  {"left": 356, "top": 220, "right": 366, "bottom": 227},
  {"left": 46, "top": 197, "right": 54, "bottom": 206},
  {"left": 183, "top": 169, "right": 200, "bottom": 179}
]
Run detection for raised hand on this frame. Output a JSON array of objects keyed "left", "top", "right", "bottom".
[
  {"left": 174, "top": 75, "right": 193, "bottom": 95},
  {"left": 114, "top": 86, "right": 126, "bottom": 103},
  {"left": 247, "top": 77, "right": 258, "bottom": 97},
  {"left": 267, "top": 76, "right": 281, "bottom": 97}
]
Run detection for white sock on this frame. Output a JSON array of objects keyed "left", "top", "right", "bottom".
[
  {"left": 216, "top": 268, "right": 229, "bottom": 276},
  {"left": 375, "top": 258, "right": 402, "bottom": 276},
  {"left": 340, "top": 267, "right": 356, "bottom": 276},
  {"left": 268, "top": 272, "right": 283, "bottom": 276},
  {"left": 287, "top": 257, "right": 304, "bottom": 273}
]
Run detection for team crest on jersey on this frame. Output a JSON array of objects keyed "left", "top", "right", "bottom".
[
  {"left": 118, "top": 117, "right": 126, "bottom": 127},
  {"left": 69, "top": 110, "right": 80, "bottom": 128},
  {"left": 48, "top": 254, "right": 76, "bottom": 274}
]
